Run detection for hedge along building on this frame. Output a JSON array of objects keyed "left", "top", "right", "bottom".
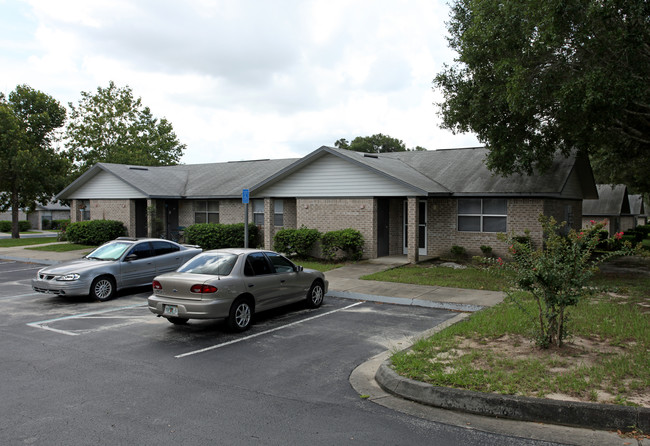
[{"left": 56, "top": 146, "right": 598, "bottom": 262}]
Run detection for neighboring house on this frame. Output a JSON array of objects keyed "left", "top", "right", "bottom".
[
  {"left": 582, "top": 185, "right": 635, "bottom": 236},
  {"left": 629, "top": 194, "right": 647, "bottom": 226},
  {"left": 0, "top": 209, "right": 28, "bottom": 223},
  {"left": 56, "top": 146, "right": 598, "bottom": 261},
  {"left": 27, "top": 201, "right": 70, "bottom": 230}
]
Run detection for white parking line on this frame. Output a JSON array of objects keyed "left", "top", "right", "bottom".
[
  {"left": 175, "top": 301, "right": 364, "bottom": 359},
  {"left": 27, "top": 304, "right": 147, "bottom": 336},
  {"left": 0, "top": 292, "right": 42, "bottom": 300},
  {"left": 0, "top": 266, "right": 41, "bottom": 274}
]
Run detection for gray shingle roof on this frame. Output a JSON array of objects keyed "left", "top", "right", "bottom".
[
  {"left": 583, "top": 185, "right": 630, "bottom": 216},
  {"left": 629, "top": 194, "right": 646, "bottom": 216},
  {"left": 58, "top": 146, "right": 595, "bottom": 200}
]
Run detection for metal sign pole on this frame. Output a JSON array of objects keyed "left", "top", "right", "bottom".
[{"left": 242, "top": 189, "right": 249, "bottom": 248}]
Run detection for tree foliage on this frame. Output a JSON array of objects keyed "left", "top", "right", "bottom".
[
  {"left": 334, "top": 134, "right": 426, "bottom": 153},
  {"left": 497, "top": 217, "right": 636, "bottom": 348},
  {"left": 0, "top": 85, "right": 69, "bottom": 238},
  {"left": 435, "top": 0, "right": 650, "bottom": 193},
  {"left": 66, "top": 81, "right": 186, "bottom": 172}
]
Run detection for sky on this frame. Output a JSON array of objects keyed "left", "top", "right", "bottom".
[{"left": 0, "top": 0, "right": 480, "bottom": 165}]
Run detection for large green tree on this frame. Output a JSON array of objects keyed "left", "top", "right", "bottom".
[
  {"left": 0, "top": 85, "right": 69, "bottom": 238},
  {"left": 335, "top": 134, "right": 426, "bottom": 153},
  {"left": 435, "top": 0, "right": 650, "bottom": 193},
  {"left": 66, "top": 81, "right": 186, "bottom": 172}
]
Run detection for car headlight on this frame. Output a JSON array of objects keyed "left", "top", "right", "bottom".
[{"left": 57, "top": 273, "right": 81, "bottom": 281}]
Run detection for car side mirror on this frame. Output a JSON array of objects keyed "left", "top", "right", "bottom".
[
  {"left": 125, "top": 254, "right": 138, "bottom": 261},
  {"left": 296, "top": 265, "right": 304, "bottom": 272}
]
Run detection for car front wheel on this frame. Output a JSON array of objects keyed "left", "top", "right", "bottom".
[
  {"left": 91, "top": 276, "right": 115, "bottom": 302},
  {"left": 227, "top": 298, "right": 253, "bottom": 332},
  {"left": 306, "top": 281, "right": 324, "bottom": 308}
]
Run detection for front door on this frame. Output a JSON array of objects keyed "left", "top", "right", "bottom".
[
  {"left": 164, "top": 200, "right": 179, "bottom": 239},
  {"left": 403, "top": 200, "right": 427, "bottom": 256},
  {"left": 135, "top": 199, "right": 147, "bottom": 237},
  {"left": 377, "top": 198, "right": 390, "bottom": 257}
]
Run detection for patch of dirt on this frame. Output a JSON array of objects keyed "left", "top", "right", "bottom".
[{"left": 446, "top": 334, "right": 650, "bottom": 408}]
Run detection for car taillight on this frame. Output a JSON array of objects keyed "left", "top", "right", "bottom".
[
  {"left": 152, "top": 280, "right": 162, "bottom": 290},
  {"left": 190, "top": 284, "right": 218, "bottom": 294}
]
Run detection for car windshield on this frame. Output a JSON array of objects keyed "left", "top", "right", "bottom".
[
  {"left": 86, "top": 242, "right": 132, "bottom": 261},
  {"left": 178, "top": 253, "right": 237, "bottom": 276}
]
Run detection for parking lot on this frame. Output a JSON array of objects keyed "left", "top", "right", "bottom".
[{"left": 2, "top": 259, "right": 578, "bottom": 446}]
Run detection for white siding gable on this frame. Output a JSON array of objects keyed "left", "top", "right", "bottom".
[
  {"left": 256, "top": 154, "right": 421, "bottom": 197},
  {"left": 65, "top": 170, "right": 147, "bottom": 199}
]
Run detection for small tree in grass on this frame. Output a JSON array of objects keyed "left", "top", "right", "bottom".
[{"left": 497, "top": 216, "right": 636, "bottom": 348}]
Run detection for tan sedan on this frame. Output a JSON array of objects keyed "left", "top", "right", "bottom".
[{"left": 148, "top": 248, "right": 327, "bottom": 331}]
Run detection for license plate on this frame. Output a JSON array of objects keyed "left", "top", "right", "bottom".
[{"left": 163, "top": 305, "right": 179, "bottom": 317}]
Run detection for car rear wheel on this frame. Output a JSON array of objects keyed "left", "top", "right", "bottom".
[
  {"left": 306, "top": 281, "right": 324, "bottom": 308},
  {"left": 167, "top": 317, "right": 188, "bottom": 325},
  {"left": 227, "top": 298, "right": 253, "bottom": 332},
  {"left": 91, "top": 276, "right": 115, "bottom": 302}
]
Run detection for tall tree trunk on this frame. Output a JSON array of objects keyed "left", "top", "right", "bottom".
[{"left": 11, "top": 189, "right": 20, "bottom": 239}]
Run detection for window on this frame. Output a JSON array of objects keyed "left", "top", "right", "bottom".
[
  {"left": 151, "top": 241, "right": 180, "bottom": 256},
  {"left": 274, "top": 200, "right": 284, "bottom": 227},
  {"left": 253, "top": 199, "right": 264, "bottom": 226},
  {"left": 126, "top": 242, "right": 153, "bottom": 260},
  {"left": 79, "top": 200, "right": 90, "bottom": 221},
  {"left": 194, "top": 200, "right": 219, "bottom": 224},
  {"left": 266, "top": 251, "right": 295, "bottom": 273},
  {"left": 245, "top": 252, "right": 272, "bottom": 276},
  {"left": 458, "top": 198, "right": 507, "bottom": 232}
]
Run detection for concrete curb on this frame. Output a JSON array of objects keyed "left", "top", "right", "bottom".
[
  {"left": 375, "top": 360, "right": 650, "bottom": 432},
  {"left": 327, "top": 290, "right": 486, "bottom": 312}
]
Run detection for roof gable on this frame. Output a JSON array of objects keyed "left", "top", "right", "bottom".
[{"left": 583, "top": 185, "right": 630, "bottom": 216}]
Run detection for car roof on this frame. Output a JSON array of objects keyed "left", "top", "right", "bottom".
[{"left": 202, "top": 248, "right": 273, "bottom": 255}]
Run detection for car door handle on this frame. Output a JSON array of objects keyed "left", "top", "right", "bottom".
[
  {"left": 280, "top": 280, "right": 286, "bottom": 283},
  {"left": 248, "top": 283, "right": 254, "bottom": 288}
]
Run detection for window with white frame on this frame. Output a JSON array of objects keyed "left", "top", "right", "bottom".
[
  {"left": 274, "top": 200, "right": 284, "bottom": 227},
  {"left": 253, "top": 199, "right": 264, "bottom": 225},
  {"left": 458, "top": 198, "right": 507, "bottom": 232},
  {"left": 194, "top": 200, "right": 219, "bottom": 224}
]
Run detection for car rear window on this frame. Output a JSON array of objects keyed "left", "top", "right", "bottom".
[{"left": 177, "top": 253, "right": 237, "bottom": 276}]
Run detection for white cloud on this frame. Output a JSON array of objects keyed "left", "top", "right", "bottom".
[{"left": 3, "top": 0, "right": 480, "bottom": 165}]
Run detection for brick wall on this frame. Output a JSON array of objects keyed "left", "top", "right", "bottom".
[
  {"left": 296, "top": 198, "right": 376, "bottom": 259},
  {"left": 89, "top": 199, "right": 134, "bottom": 235}
]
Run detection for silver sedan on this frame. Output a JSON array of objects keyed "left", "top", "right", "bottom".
[
  {"left": 148, "top": 248, "right": 328, "bottom": 331},
  {"left": 32, "top": 238, "right": 202, "bottom": 301}
]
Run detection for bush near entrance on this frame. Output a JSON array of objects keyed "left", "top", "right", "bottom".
[
  {"left": 66, "top": 220, "right": 126, "bottom": 245},
  {"left": 184, "top": 223, "right": 260, "bottom": 250},
  {"left": 0, "top": 221, "right": 31, "bottom": 232}
]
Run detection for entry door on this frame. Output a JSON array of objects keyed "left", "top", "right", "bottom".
[
  {"left": 377, "top": 199, "right": 390, "bottom": 257},
  {"left": 135, "top": 199, "right": 148, "bottom": 237},
  {"left": 403, "top": 200, "right": 427, "bottom": 255}
]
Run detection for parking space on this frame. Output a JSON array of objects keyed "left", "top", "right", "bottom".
[{"left": 1, "top": 259, "right": 478, "bottom": 445}]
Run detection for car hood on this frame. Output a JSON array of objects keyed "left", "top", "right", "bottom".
[{"left": 38, "top": 258, "right": 116, "bottom": 275}]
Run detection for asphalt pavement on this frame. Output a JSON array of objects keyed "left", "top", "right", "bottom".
[{"left": 1, "top": 237, "right": 644, "bottom": 445}]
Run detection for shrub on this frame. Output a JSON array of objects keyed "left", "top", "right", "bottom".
[
  {"left": 184, "top": 223, "right": 260, "bottom": 250},
  {"left": 480, "top": 245, "right": 492, "bottom": 255},
  {"left": 496, "top": 216, "right": 637, "bottom": 348},
  {"left": 0, "top": 221, "right": 31, "bottom": 232},
  {"left": 450, "top": 245, "right": 466, "bottom": 257},
  {"left": 52, "top": 219, "right": 70, "bottom": 231},
  {"left": 321, "top": 228, "right": 364, "bottom": 260},
  {"left": 273, "top": 227, "right": 321, "bottom": 257},
  {"left": 66, "top": 220, "right": 126, "bottom": 245},
  {"left": 635, "top": 224, "right": 650, "bottom": 238}
]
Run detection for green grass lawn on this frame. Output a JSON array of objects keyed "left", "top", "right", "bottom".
[
  {"left": 26, "top": 243, "right": 96, "bottom": 252},
  {"left": 383, "top": 256, "right": 650, "bottom": 407},
  {"left": 361, "top": 261, "right": 511, "bottom": 291},
  {"left": 0, "top": 237, "right": 59, "bottom": 248}
]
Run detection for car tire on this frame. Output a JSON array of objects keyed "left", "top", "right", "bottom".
[
  {"left": 227, "top": 297, "right": 253, "bottom": 332},
  {"left": 306, "top": 280, "right": 324, "bottom": 308},
  {"left": 91, "top": 276, "right": 116, "bottom": 302},
  {"left": 167, "top": 317, "right": 188, "bottom": 325}
]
